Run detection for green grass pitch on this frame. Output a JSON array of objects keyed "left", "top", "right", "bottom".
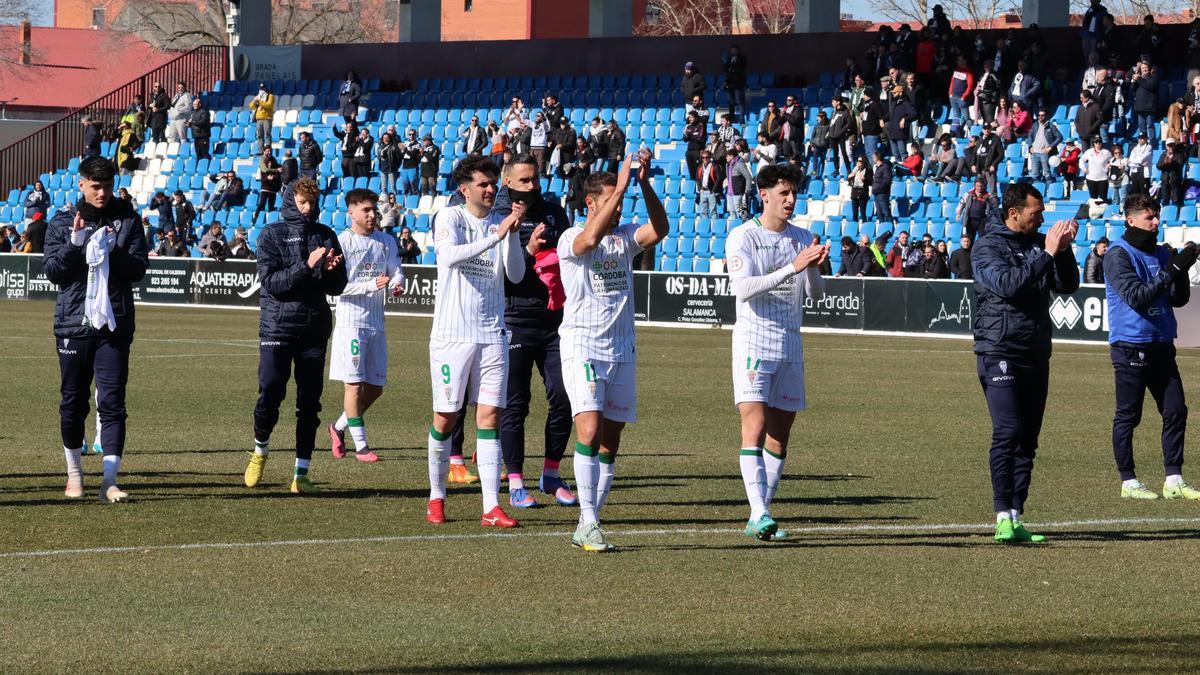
[{"left": 2, "top": 300, "right": 1200, "bottom": 672}]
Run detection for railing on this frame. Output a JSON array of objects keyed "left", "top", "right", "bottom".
[{"left": 0, "top": 45, "right": 227, "bottom": 196}]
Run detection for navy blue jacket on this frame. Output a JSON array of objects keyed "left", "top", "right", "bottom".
[
  {"left": 971, "top": 212, "right": 1080, "bottom": 359},
  {"left": 255, "top": 184, "right": 347, "bottom": 340},
  {"left": 447, "top": 186, "right": 569, "bottom": 328},
  {"left": 43, "top": 199, "right": 148, "bottom": 339}
]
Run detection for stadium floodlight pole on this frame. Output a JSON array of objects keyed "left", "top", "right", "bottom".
[{"left": 226, "top": 0, "right": 242, "bottom": 82}]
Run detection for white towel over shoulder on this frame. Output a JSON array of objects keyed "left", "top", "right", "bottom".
[{"left": 84, "top": 227, "right": 117, "bottom": 331}]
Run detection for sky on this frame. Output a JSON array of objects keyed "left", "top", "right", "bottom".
[
  {"left": 0, "top": 0, "right": 53, "bottom": 26},
  {"left": 842, "top": 0, "right": 879, "bottom": 19}
]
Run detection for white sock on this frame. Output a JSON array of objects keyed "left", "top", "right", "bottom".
[
  {"left": 334, "top": 412, "right": 349, "bottom": 432},
  {"left": 295, "top": 458, "right": 310, "bottom": 471},
  {"left": 574, "top": 446, "right": 599, "bottom": 525},
  {"left": 740, "top": 449, "right": 768, "bottom": 520},
  {"left": 477, "top": 432, "right": 502, "bottom": 512},
  {"left": 1123, "top": 478, "right": 1143, "bottom": 488},
  {"left": 254, "top": 438, "right": 269, "bottom": 457},
  {"left": 1010, "top": 509, "right": 1021, "bottom": 523},
  {"left": 102, "top": 455, "right": 121, "bottom": 485},
  {"left": 428, "top": 429, "right": 450, "bottom": 500},
  {"left": 93, "top": 390, "right": 102, "bottom": 443},
  {"left": 64, "top": 446, "right": 83, "bottom": 482},
  {"left": 763, "top": 449, "right": 787, "bottom": 508},
  {"left": 449, "top": 455, "right": 465, "bottom": 466},
  {"left": 347, "top": 417, "right": 368, "bottom": 452},
  {"left": 996, "top": 511, "right": 1012, "bottom": 523},
  {"left": 508, "top": 473, "right": 524, "bottom": 491},
  {"left": 597, "top": 456, "right": 615, "bottom": 515},
  {"left": 1166, "top": 474, "right": 1183, "bottom": 487}
]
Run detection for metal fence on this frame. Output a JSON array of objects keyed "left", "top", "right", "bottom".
[{"left": 0, "top": 45, "right": 227, "bottom": 197}]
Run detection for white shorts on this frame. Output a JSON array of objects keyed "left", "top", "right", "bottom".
[
  {"left": 429, "top": 340, "right": 508, "bottom": 413},
  {"left": 732, "top": 355, "right": 806, "bottom": 412},
  {"left": 562, "top": 357, "right": 637, "bottom": 424},
  {"left": 330, "top": 327, "right": 388, "bottom": 386}
]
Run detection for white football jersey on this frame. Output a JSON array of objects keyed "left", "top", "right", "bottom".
[
  {"left": 725, "top": 219, "right": 818, "bottom": 362},
  {"left": 335, "top": 228, "right": 403, "bottom": 332},
  {"left": 430, "top": 205, "right": 514, "bottom": 344},
  {"left": 558, "top": 223, "right": 643, "bottom": 363}
]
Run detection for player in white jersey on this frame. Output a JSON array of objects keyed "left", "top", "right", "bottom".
[
  {"left": 328, "top": 188, "right": 405, "bottom": 463},
  {"left": 725, "top": 165, "right": 829, "bottom": 542},
  {"left": 426, "top": 156, "right": 527, "bottom": 529},
  {"left": 558, "top": 150, "right": 668, "bottom": 552}
]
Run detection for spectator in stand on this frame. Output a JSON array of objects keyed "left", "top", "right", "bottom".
[
  {"left": 849, "top": 74, "right": 867, "bottom": 113},
  {"left": 23, "top": 212, "right": 46, "bottom": 253},
  {"left": 397, "top": 226, "right": 421, "bottom": 264},
  {"left": 488, "top": 120, "right": 506, "bottom": 168},
  {"left": 182, "top": 97, "right": 212, "bottom": 161},
  {"left": 201, "top": 171, "right": 233, "bottom": 216},
  {"left": 529, "top": 111, "right": 551, "bottom": 175},
  {"left": 566, "top": 135, "right": 593, "bottom": 223},
  {"left": 1157, "top": 139, "right": 1185, "bottom": 207},
  {"left": 121, "top": 95, "right": 146, "bottom": 143},
  {"left": 759, "top": 101, "right": 784, "bottom": 146},
  {"left": 169, "top": 81, "right": 192, "bottom": 143},
  {"left": 921, "top": 241, "right": 949, "bottom": 279},
  {"left": 808, "top": 110, "right": 830, "bottom": 178},
  {"left": 378, "top": 192, "right": 398, "bottom": 233},
  {"left": 887, "top": 230, "right": 911, "bottom": 277},
  {"left": 715, "top": 113, "right": 739, "bottom": 149},
  {"left": 1130, "top": 61, "right": 1160, "bottom": 143},
  {"left": 353, "top": 128, "right": 373, "bottom": 178},
  {"left": 115, "top": 122, "right": 139, "bottom": 174},
  {"left": 812, "top": 234, "right": 833, "bottom": 276},
  {"left": 0, "top": 225, "right": 13, "bottom": 252},
  {"left": 949, "top": 56, "right": 975, "bottom": 128},
  {"left": 1059, "top": 139, "right": 1082, "bottom": 195},
  {"left": 859, "top": 87, "right": 885, "bottom": 161},
  {"left": 1081, "top": 137, "right": 1113, "bottom": 202},
  {"left": 1084, "top": 237, "right": 1108, "bottom": 284},
  {"left": 116, "top": 187, "right": 133, "bottom": 208},
  {"left": 956, "top": 177, "right": 997, "bottom": 243},
  {"left": 377, "top": 132, "right": 401, "bottom": 196},
  {"left": 249, "top": 83, "right": 275, "bottom": 152},
  {"left": 995, "top": 95, "right": 1014, "bottom": 144},
  {"left": 339, "top": 70, "right": 361, "bottom": 124},
  {"left": 24, "top": 181, "right": 49, "bottom": 222},
  {"left": 461, "top": 115, "right": 486, "bottom": 157},
  {"left": 400, "top": 128, "right": 423, "bottom": 194},
  {"left": 695, "top": 150, "right": 723, "bottom": 217},
  {"left": 973, "top": 60, "right": 1001, "bottom": 126},
  {"left": 148, "top": 82, "right": 169, "bottom": 143},
  {"left": 1027, "top": 108, "right": 1063, "bottom": 183},
  {"left": 541, "top": 93, "right": 565, "bottom": 132},
  {"left": 969, "top": 125, "right": 1001, "bottom": 194},
  {"left": 904, "top": 72, "right": 928, "bottom": 140},
  {"left": 828, "top": 97, "right": 854, "bottom": 176},
  {"left": 503, "top": 96, "right": 527, "bottom": 133},
  {"left": 150, "top": 191, "right": 174, "bottom": 233},
  {"left": 297, "top": 131, "right": 323, "bottom": 182},
  {"left": 1075, "top": 90, "right": 1103, "bottom": 149},
  {"left": 173, "top": 190, "right": 195, "bottom": 236},
  {"left": 887, "top": 88, "right": 917, "bottom": 159},
  {"left": 722, "top": 45, "right": 747, "bottom": 121},
  {"left": 922, "top": 136, "right": 958, "bottom": 182},
  {"left": 155, "top": 227, "right": 188, "bottom": 257},
  {"left": 751, "top": 132, "right": 777, "bottom": 175},
  {"left": 280, "top": 149, "right": 297, "bottom": 187},
  {"left": 1010, "top": 101, "right": 1032, "bottom": 138},
  {"left": 895, "top": 142, "right": 923, "bottom": 177},
  {"left": 949, "top": 235, "right": 973, "bottom": 280},
  {"left": 332, "top": 122, "right": 359, "bottom": 179},
  {"left": 724, "top": 147, "right": 754, "bottom": 220},
  {"left": 604, "top": 120, "right": 625, "bottom": 172},
  {"left": 199, "top": 222, "right": 227, "bottom": 258},
  {"left": 81, "top": 116, "right": 102, "bottom": 159},
  {"left": 681, "top": 62, "right": 705, "bottom": 114},
  {"left": 1090, "top": 69, "right": 1117, "bottom": 143},
  {"left": 848, "top": 155, "right": 872, "bottom": 223},
  {"left": 552, "top": 117, "right": 577, "bottom": 176},
  {"left": 228, "top": 228, "right": 254, "bottom": 260},
  {"left": 686, "top": 94, "right": 710, "bottom": 128},
  {"left": 1135, "top": 15, "right": 1163, "bottom": 66},
  {"left": 1081, "top": 0, "right": 1111, "bottom": 61},
  {"left": 253, "top": 150, "right": 283, "bottom": 225},
  {"left": 683, "top": 111, "right": 706, "bottom": 182},
  {"left": 871, "top": 151, "right": 894, "bottom": 224},
  {"left": 837, "top": 236, "right": 866, "bottom": 277},
  {"left": 1096, "top": 14, "right": 1121, "bottom": 66},
  {"left": 863, "top": 233, "right": 891, "bottom": 277},
  {"left": 840, "top": 57, "right": 861, "bottom": 94},
  {"left": 1167, "top": 99, "right": 1186, "bottom": 146},
  {"left": 780, "top": 94, "right": 804, "bottom": 160},
  {"left": 1127, "top": 133, "right": 1152, "bottom": 195},
  {"left": 419, "top": 134, "right": 441, "bottom": 196}
]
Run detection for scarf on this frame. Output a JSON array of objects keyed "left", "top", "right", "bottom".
[
  {"left": 1124, "top": 226, "right": 1157, "bottom": 254},
  {"left": 84, "top": 227, "right": 116, "bottom": 331}
]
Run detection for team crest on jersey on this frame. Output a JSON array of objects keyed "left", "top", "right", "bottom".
[
  {"left": 546, "top": 215, "right": 556, "bottom": 225},
  {"left": 999, "top": 360, "right": 1007, "bottom": 374},
  {"left": 1138, "top": 351, "right": 1145, "bottom": 361},
  {"left": 728, "top": 256, "right": 744, "bottom": 273},
  {"left": 444, "top": 385, "right": 453, "bottom": 402},
  {"left": 351, "top": 356, "right": 360, "bottom": 369}
]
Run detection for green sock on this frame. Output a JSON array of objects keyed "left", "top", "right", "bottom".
[{"left": 429, "top": 425, "right": 450, "bottom": 442}]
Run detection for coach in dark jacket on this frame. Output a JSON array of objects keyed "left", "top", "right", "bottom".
[
  {"left": 43, "top": 157, "right": 148, "bottom": 499},
  {"left": 187, "top": 99, "right": 212, "bottom": 160},
  {"left": 249, "top": 180, "right": 347, "bottom": 491},
  {"left": 971, "top": 183, "right": 1079, "bottom": 543}
]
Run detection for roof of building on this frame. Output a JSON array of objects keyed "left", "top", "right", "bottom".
[{"left": 0, "top": 27, "right": 177, "bottom": 111}]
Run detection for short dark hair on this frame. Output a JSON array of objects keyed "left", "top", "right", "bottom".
[
  {"left": 506, "top": 153, "right": 538, "bottom": 170},
  {"left": 78, "top": 156, "right": 116, "bottom": 182},
  {"left": 756, "top": 164, "right": 801, "bottom": 191},
  {"left": 1001, "top": 182, "right": 1043, "bottom": 215},
  {"left": 1124, "top": 193, "right": 1160, "bottom": 218},
  {"left": 452, "top": 155, "right": 500, "bottom": 186},
  {"left": 584, "top": 171, "right": 618, "bottom": 200},
  {"left": 345, "top": 188, "right": 379, "bottom": 207}
]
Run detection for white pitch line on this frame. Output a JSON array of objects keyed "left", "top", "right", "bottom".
[
  {"left": 8, "top": 352, "right": 258, "bottom": 361},
  {"left": 3, "top": 515, "right": 1199, "bottom": 560}
]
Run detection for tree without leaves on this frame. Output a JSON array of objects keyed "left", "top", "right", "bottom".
[
  {"left": 1068, "top": 0, "right": 1197, "bottom": 23},
  {"left": 637, "top": 0, "right": 733, "bottom": 36}
]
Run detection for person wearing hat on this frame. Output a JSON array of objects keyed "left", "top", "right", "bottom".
[
  {"left": 419, "top": 134, "right": 441, "bottom": 196},
  {"left": 249, "top": 83, "right": 275, "bottom": 153},
  {"left": 681, "top": 61, "right": 706, "bottom": 116}
]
